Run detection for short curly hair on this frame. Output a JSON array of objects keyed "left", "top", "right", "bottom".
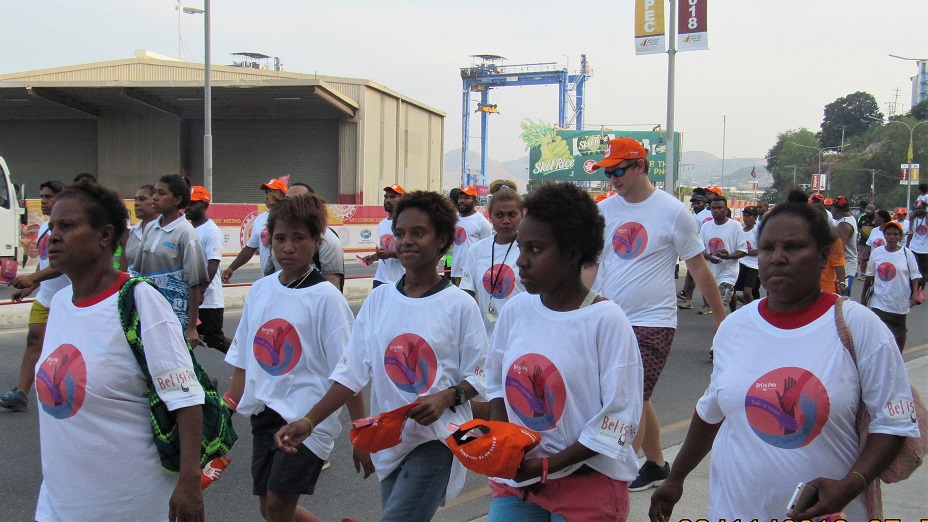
[
  {"left": 392, "top": 191, "right": 458, "bottom": 255},
  {"left": 267, "top": 194, "right": 328, "bottom": 239},
  {"left": 522, "top": 181, "right": 604, "bottom": 268},
  {"left": 57, "top": 180, "right": 129, "bottom": 253}
]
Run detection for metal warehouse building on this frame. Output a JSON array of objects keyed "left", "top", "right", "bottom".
[{"left": 0, "top": 50, "right": 445, "bottom": 204}]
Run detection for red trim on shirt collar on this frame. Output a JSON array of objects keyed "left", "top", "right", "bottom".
[
  {"left": 758, "top": 292, "right": 839, "bottom": 329},
  {"left": 74, "top": 272, "right": 130, "bottom": 308}
]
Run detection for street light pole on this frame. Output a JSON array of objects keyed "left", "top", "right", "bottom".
[
  {"left": 183, "top": 1, "right": 212, "bottom": 198},
  {"left": 786, "top": 142, "right": 842, "bottom": 190},
  {"left": 884, "top": 118, "right": 928, "bottom": 211}
]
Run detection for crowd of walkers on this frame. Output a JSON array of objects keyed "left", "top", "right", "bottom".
[{"left": 0, "top": 140, "right": 923, "bottom": 522}]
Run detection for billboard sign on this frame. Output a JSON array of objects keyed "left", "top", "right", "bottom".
[{"left": 635, "top": 0, "right": 666, "bottom": 55}]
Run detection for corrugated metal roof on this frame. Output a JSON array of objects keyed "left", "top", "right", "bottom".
[{"left": 0, "top": 53, "right": 445, "bottom": 116}]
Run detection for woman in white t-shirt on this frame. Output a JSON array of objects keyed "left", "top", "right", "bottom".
[
  {"left": 485, "top": 182, "right": 643, "bottom": 521},
  {"left": 461, "top": 179, "right": 525, "bottom": 337},
  {"left": 860, "top": 220, "right": 921, "bottom": 352},
  {"left": 37, "top": 181, "right": 205, "bottom": 521},
  {"left": 275, "top": 191, "right": 487, "bottom": 522},
  {"left": 223, "top": 194, "right": 359, "bottom": 522},
  {"left": 649, "top": 192, "right": 919, "bottom": 522}
]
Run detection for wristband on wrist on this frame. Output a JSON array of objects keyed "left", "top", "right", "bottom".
[
  {"left": 221, "top": 392, "right": 238, "bottom": 412},
  {"left": 540, "top": 457, "right": 549, "bottom": 484},
  {"left": 850, "top": 469, "right": 868, "bottom": 488},
  {"left": 300, "top": 416, "right": 315, "bottom": 433}
]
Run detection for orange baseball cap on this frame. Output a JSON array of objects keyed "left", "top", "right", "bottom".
[
  {"left": 884, "top": 220, "right": 904, "bottom": 233},
  {"left": 445, "top": 420, "right": 541, "bottom": 479},
  {"left": 705, "top": 185, "right": 723, "bottom": 197},
  {"left": 384, "top": 184, "right": 405, "bottom": 195},
  {"left": 590, "top": 137, "right": 648, "bottom": 171},
  {"left": 809, "top": 192, "right": 825, "bottom": 202},
  {"left": 260, "top": 178, "right": 289, "bottom": 194},
  {"left": 824, "top": 197, "right": 834, "bottom": 206},
  {"left": 190, "top": 185, "right": 211, "bottom": 203},
  {"left": 349, "top": 402, "right": 419, "bottom": 454},
  {"left": 460, "top": 185, "right": 478, "bottom": 197},
  {"left": 894, "top": 206, "right": 908, "bottom": 216}
]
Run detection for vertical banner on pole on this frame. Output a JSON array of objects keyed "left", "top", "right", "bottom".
[
  {"left": 635, "top": 0, "right": 666, "bottom": 55},
  {"left": 678, "top": 0, "right": 708, "bottom": 51}
]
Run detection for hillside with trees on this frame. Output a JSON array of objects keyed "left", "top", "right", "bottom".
[{"left": 764, "top": 91, "right": 927, "bottom": 209}]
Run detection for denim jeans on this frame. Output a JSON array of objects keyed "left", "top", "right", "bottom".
[
  {"left": 487, "top": 496, "right": 567, "bottom": 522},
  {"left": 379, "top": 440, "right": 453, "bottom": 522}
]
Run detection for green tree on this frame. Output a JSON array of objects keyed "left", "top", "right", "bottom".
[
  {"left": 909, "top": 99, "right": 928, "bottom": 121},
  {"left": 765, "top": 128, "right": 819, "bottom": 199},
  {"left": 817, "top": 91, "right": 884, "bottom": 149}
]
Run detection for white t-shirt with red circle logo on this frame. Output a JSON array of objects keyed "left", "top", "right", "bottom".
[
  {"left": 910, "top": 216, "right": 928, "bottom": 254},
  {"left": 36, "top": 278, "right": 204, "bottom": 521},
  {"left": 225, "top": 273, "right": 354, "bottom": 459},
  {"left": 739, "top": 225, "right": 759, "bottom": 271},
  {"left": 865, "top": 246, "right": 920, "bottom": 314},
  {"left": 700, "top": 218, "right": 748, "bottom": 286},
  {"left": 593, "top": 189, "right": 705, "bottom": 328},
  {"left": 695, "top": 298, "right": 918, "bottom": 521},
  {"left": 459, "top": 235, "right": 524, "bottom": 336},
  {"left": 246, "top": 211, "right": 272, "bottom": 273},
  {"left": 372, "top": 218, "right": 405, "bottom": 284},
  {"left": 866, "top": 226, "right": 885, "bottom": 249},
  {"left": 450, "top": 212, "right": 492, "bottom": 278},
  {"left": 485, "top": 292, "right": 643, "bottom": 486},
  {"left": 330, "top": 282, "right": 488, "bottom": 499}
]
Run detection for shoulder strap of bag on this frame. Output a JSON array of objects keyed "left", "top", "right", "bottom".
[
  {"left": 834, "top": 296, "right": 857, "bottom": 363},
  {"left": 117, "top": 276, "right": 156, "bottom": 373}
]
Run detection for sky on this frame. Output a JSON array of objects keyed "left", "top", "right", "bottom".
[{"left": 1, "top": 0, "right": 926, "bottom": 165}]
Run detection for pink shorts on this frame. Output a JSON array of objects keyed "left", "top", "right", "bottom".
[{"left": 489, "top": 466, "right": 630, "bottom": 521}]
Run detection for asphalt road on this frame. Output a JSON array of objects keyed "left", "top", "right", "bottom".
[{"left": 1, "top": 279, "right": 925, "bottom": 521}]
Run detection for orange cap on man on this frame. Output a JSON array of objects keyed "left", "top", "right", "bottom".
[
  {"left": 260, "top": 178, "right": 289, "bottom": 194},
  {"left": 590, "top": 137, "right": 648, "bottom": 171},
  {"left": 190, "top": 186, "right": 211, "bottom": 203}
]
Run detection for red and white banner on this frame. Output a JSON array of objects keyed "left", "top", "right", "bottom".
[
  {"left": 635, "top": 0, "right": 666, "bottom": 55},
  {"left": 812, "top": 174, "right": 828, "bottom": 191},
  {"left": 677, "top": 0, "right": 708, "bottom": 52}
]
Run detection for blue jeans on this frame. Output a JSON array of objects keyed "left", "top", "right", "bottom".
[
  {"left": 845, "top": 274, "right": 855, "bottom": 296},
  {"left": 487, "top": 496, "right": 567, "bottom": 522},
  {"left": 379, "top": 440, "right": 452, "bottom": 522}
]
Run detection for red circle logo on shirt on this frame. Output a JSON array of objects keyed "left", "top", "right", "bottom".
[
  {"left": 454, "top": 226, "right": 467, "bottom": 246},
  {"left": 745, "top": 367, "right": 829, "bottom": 449},
  {"left": 916, "top": 223, "right": 927, "bottom": 236},
  {"left": 240, "top": 211, "right": 258, "bottom": 249},
  {"left": 482, "top": 264, "right": 516, "bottom": 299},
  {"left": 253, "top": 319, "right": 303, "bottom": 376},
  {"left": 611, "top": 222, "right": 648, "bottom": 260},
  {"left": 872, "top": 238, "right": 885, "bottom": 248},
  {"left": 708, "top": 237, "right": 726, "bottom": 255},
  {"left": 380, "top": 234, "right": 396, "bottom": 251},
  {"left": 384, "top": 333, "right": 438, "bottom": 395},
  {"left": 877, "top": 261, "right": 897, "bottom": 282},
  {"left": 505, "top": 353, "right": 566, "bottom": 432},
  {"left": 36, "top": 344, "right": 87, "bottom": 420}
]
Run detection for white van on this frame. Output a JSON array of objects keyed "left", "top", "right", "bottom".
[{"left": 0, "top": 156, "right": 24, "bottom": 267}]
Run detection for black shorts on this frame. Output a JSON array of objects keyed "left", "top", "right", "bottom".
[
  {"left": 914, "top": 252, "right": 928, "bottom": 279},
  {"left": 734, "top": 265, "right": 760, "bottom": 293},
  {"left": 196, "top": 308, "right": 227, "bottom": 353},
  {"left": 871, "top": 307, "right": 908, "bottom": 340},
  {"left": 251, "top": 408, "right": 325, "bottom": 497}
]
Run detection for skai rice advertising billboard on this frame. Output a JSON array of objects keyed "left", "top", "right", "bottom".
[{"left": 522, "top": 122, "right": 680, "bottom": 188}]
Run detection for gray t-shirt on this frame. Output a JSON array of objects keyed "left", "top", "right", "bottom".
[{"left": 136, "top": 215, "right": 209, "bottom": 330}]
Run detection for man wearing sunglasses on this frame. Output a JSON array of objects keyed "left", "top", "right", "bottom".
[{"left": 589, "top": 137, "right": 726, "bottom": 491}]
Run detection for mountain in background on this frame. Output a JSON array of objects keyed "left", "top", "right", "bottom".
[{"left": 442, "top": 149, "right": 769, "bottom": 191}]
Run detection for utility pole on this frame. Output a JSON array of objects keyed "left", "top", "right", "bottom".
[{"left": 871, "top": 169, "right": 876, "bottom": 203}]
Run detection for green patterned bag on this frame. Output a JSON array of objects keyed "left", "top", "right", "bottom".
[{"left": 118, "top": 277, "right": 237, "bottom": 474}]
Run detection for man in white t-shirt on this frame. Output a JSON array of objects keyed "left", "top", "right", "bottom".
[
  {"left": 831, "top": 196, "right": 859, "bottom": 295},
  {"left": 221, "top": 177, "right": 288, "bottom": 284},
  {"left": 363, "top": 184, "right": 406, "bottom": 288},
  {"left": 1, "top": 181, "right": 70, "bottom": 412},
  {"left": 678, "top": 191, "right": 711, "bottom": 309},
  {"left": 700, "top": 195, "right": 747, "bottom": 315},
  {"left": 589, "top": 137, "right": 726, "bottom": 491},
  {"left": 731, "top": 206, "right": 759, "bottom": 312},
  {"left": 186, "top": 186, "right": 230, "bottom": 353},
  {"left": 450, "top": 185, "right": 492, "bottom": 286}
]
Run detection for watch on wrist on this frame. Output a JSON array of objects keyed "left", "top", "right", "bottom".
[{"left": 448, "top": 385, "right": 466, "bottom": 412}]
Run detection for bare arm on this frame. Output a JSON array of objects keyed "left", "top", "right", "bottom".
[
  {"left": 684, "top": 254, "right": 726, "bottom": 330},
  {"left": 225, "top": 367, "right": 246, "bottom": 406},
  {"left": 649, "top": 412, "right": 722, "bottom": 522},
  {"left": 186, "top": 285, "right": 201, "bottom": 347},
  {"left": 168, "top": 405, "right": 204, "bottom": 522},
  {"left": 275, "top": 382, "right": 357, "bottom": 453},
  {"left": 221, "top": 246, "right": 257, "bottom": 284},
  {"left": 205, "top": 259, "right": 220, "bottom": 284},
  {"left": 488, "top": 397, "right": 509, "bottom": 422},
  {"left": 792, "top": 433, "right": 906, "bottom": 520},
  {"left": 11, "top": 266, "right": 61, "bottom": 289}
]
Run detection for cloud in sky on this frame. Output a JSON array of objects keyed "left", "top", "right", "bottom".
[{"left": 2, "top": 0, "right": 925, "bottom": 163}]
